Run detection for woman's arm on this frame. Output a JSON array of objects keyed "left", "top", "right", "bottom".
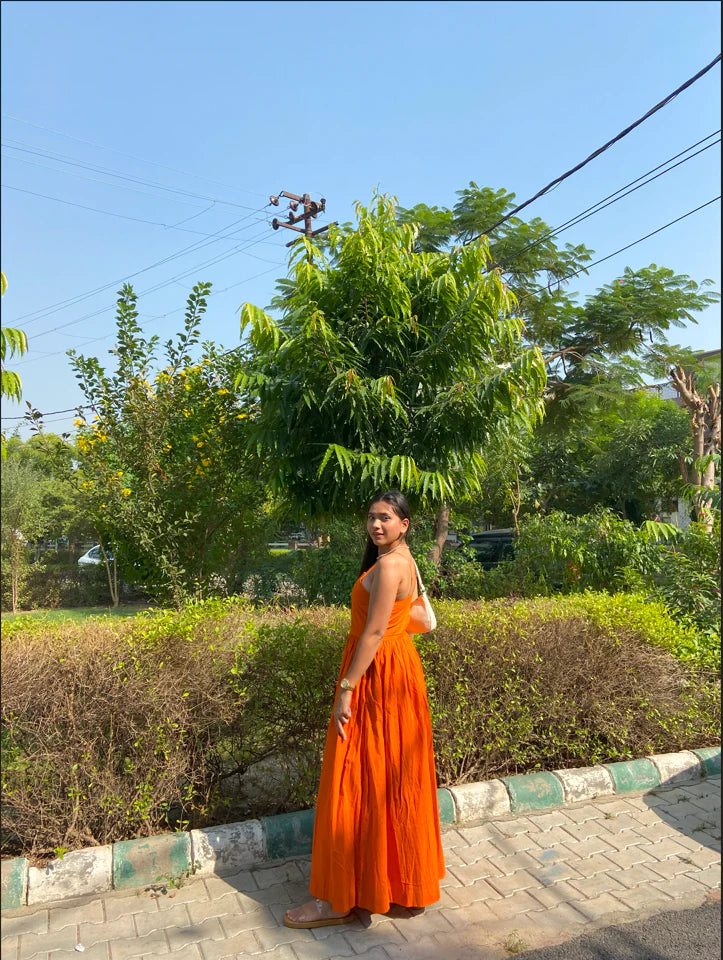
[{"left": 334, "top": 556, "right": 402, "bottom": 740}]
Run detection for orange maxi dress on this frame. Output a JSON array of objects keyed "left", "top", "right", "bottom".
[{"left": 308, "top": 561, "right": 445, "bottom": 915}]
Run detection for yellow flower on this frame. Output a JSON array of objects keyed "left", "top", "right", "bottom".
[
  {"left": 217, "top": 388, "right": 229, "bottom": 395},
  {"left": 121, "top": 488, "right": 132, "bottom": 497},
  {"left": 73, "top": 418, "right": 85, "bottom": 427},
  {"left": 196, "top": 441, "right": 204, "bottom": 448},
  {"left": 236, "top": 413, "right": 247, "bottom": 420},
  {"left": 183, "top": 409, "right": 190, "bottom": 418},
  {"left": 184, "top": 383, "right": 191, "bottom": 391},
  {"left": 201, "top": 458, "right": 211, "bottom": 467}
]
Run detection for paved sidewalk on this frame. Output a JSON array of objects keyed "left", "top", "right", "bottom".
[{"left": 2, "top": 777, "right": 720, "bottom": 960}]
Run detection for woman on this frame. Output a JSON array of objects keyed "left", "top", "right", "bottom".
[{"left": 284, "top": 490, "right": 445, "bottom": 928}]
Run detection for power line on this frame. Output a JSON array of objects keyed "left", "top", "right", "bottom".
[
  {"left": 2, "top": 150, "right": 213, "bottom": 209},
  {"left": 1, "top": 182, "right": 279, "bottom": 245},
  {"left": 16, "top": 238, "right": 283, "bottom": 350},
  {"left": 2, "top": 139, "right": 260, "bottom": 210},
  {"left": 493, "top": 132, "right": 721, "bottom": 273},
  {"left": 8, "top": 261, "right": 283, "bottom": 370},
  {"left": 26, "top": 225, "right": 276, "bottom": 340},
  {"left": 1, "top": 113, "right": 269, "bottom": 200},
  {"left": 555, "top": 195, "right": 721, "bottom": 283},
  {"left": 464, "top": 52, "right": 722, "bottom": 244},
  {"left": 11, "top": 204, "right": 273, "bottom": 327},
  {"left": 1, "top": 406, "right": 88, "bottom": 421}
]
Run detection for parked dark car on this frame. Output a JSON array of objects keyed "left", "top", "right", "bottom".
[{"left": 468, "top": 529, "right": 516, "bottom": 569}]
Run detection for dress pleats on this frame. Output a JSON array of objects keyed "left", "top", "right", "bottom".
[{"left": 308, "top": 566, "right": 445, "bottom": 914}]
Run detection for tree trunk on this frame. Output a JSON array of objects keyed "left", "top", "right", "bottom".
[
  {"left": 670, "top": 368, "right": 720, "bottom": 534},
  {"left": 428, "top": 503, "right": 450, "bottom": 567},
  {"left": 99, "top": 538, "right": 119, "bottom": 608}
]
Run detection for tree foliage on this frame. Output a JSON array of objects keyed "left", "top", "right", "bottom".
[
  {"left": 0, "top": 458, "right": 45, "bottom": 612},
  {"left": 1, "top": 271, "right": 30, "bottom": 459},
  {"left": 399, "top": 185, "right": 720, "bottom": 406},
  {"left": 58, "top": 282, "right": 268, "bottom": 607},
  {"left": 236, "top": 195, "right": 547, "bottom": 516}
]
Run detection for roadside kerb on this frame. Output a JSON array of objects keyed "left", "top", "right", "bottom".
[{"left": 2, "top": 746, "right": 719, "bottom": 911}]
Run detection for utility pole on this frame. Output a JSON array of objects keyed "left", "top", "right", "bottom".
[{"left": 269, "top": 191, "right": 336, "bottom": 247}]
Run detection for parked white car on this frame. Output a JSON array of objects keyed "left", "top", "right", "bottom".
[{"left": 78, "top": 545, "right": 113, "bottom": 566}]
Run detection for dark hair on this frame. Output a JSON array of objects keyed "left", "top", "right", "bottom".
[{"left": 359, "top": 490, "right": 412, "bottom": 575}]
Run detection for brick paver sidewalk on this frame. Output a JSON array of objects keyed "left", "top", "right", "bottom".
[{"left": 2, "top": 778, "right": 720, "bottom": 960}]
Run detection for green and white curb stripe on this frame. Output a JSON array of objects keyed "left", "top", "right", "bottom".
[{"left": 2, "top": 746, "right": 719, "bottom": 911}]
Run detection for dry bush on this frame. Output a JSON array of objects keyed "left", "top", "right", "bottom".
[
  {"left": 1, "top": 617, "right": 237, "bottom": 862},
  {"left": 1, "top": 595, "right": 719, "bottom": 861},
  {"left": 419, "top": 599, "right": 720, "bottom": 786}
]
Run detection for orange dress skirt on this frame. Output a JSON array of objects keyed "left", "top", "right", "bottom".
[{"left": 308, "top": 565, "right": 445, "bottom": 914}]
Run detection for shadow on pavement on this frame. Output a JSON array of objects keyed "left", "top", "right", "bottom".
[
  {"left": 641, "top": 774, "right": 721, "bottom": 853},
  {"left": 515, "top": 898, "right": 721, "bottom": 960}
]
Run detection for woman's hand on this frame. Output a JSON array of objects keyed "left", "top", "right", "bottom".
[{"left": 334, "top": 689, "right": 353, "bottom": 741}]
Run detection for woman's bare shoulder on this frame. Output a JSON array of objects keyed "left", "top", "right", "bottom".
[{"left": 376, "top": 550, "right": 412, "bottom": 573}]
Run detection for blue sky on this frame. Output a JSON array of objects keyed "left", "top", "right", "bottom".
[{"left": 2, "top": 0, "right": 720, "bottom": 438}]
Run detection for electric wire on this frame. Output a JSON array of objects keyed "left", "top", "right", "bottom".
[
  {"left": 11, "top": 204, "right": 275, "bottom": 327},
  {"left": 1, "top": 183, "right": 274, "bottom": 238},
  {"left": 1, "top": 184, "right": 281, "bottom": 272},
  {"left": 3, "top": 260, "right": 283, "bottom": 379},
  {"left": 492, "top": 133, "right": 721, "bottom": 274},
  {"left": 1, "top": 113, "right": 270, "bottom": 199},
  {"left": 24, "top": 225, "right": 278, "bottom": 341},
  {"left": 464, "top": 53, "right": 722, "bottom": 244},
  {"left": 2, "top": 139, "right": 260, "bottom": 210},
  {"left": 553, "top": 195, "right": 721, "bottom": 284}
]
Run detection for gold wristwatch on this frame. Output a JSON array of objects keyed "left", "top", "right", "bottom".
[{"left": 340, "top": 678, "right": 355, "bottom": 692}]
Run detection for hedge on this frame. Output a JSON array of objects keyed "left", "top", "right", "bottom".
[{"left": 1, "top": 593, "right": 719, "bottom": 863}]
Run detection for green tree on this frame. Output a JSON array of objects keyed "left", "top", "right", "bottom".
[
  {"left": 527, "top": 391, "right": 691, "bottom": 522},
  {"left": 0, "top": 459, "right": 45, "bottom": 612},
  {"left": 237, "top": 195, "right": 547, "bottom": 563},
  {"left": 4, "top": 434, "right": 94, "bottom": 553},
  {"left": 56, "top": 281, "right": 269, "bottom": 607},
  {"left": 400, "top": 185, "right": 719, "bottom": 522},
  {"left": 400, "top": 186, "right": 719, "bottom": 402}
]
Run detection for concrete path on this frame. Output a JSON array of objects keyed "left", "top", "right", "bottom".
[{"left": 2, "top": 777, "right": 719, "bottom": 960}]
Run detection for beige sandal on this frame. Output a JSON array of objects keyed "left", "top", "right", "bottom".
[{"left": 283, "top": 898, "right": 356, "bottom": 929}]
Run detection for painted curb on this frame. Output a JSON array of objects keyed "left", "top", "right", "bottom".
[
  {"left": 437, "top": 788, "right": 456, "bottom": 826},
  {"left": 191, "top": 820, "right": 265, "bottom": 878},
  {"left": 605, "top": 757, "right": 660, "bottom": 793},
  {"left": 693, "top": 746, "right": 722, "bottom": 777},
  {"left": 500, "top": 770, "right": 566, "bottom": 813},
  {"left": 27, "top": 845, "right": 112, "bottom": 906},
  {"left": 2, "top": 746, "right": 719, "bottom": 911},
  {"left": 113, "top": 832, "right": 191, "bottom": 891},
  {"left": 0, "top": 857, "right": 28, "bottom": 912},
  {"left": 448, "top": 780, "right": 511, "bottom": 822},
  {"left": 551, "top": 765, "right": 616, "bottom": 804},
  {"left": 648, "top": 750, "right": 704, "bottom": 786},
  {"left": 263, "top": 808, "right": 315, "bottom": 861}
]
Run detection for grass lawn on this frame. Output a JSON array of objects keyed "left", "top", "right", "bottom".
[{"left": 1, "top": 602, "right": 156, "bottom": 624}]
